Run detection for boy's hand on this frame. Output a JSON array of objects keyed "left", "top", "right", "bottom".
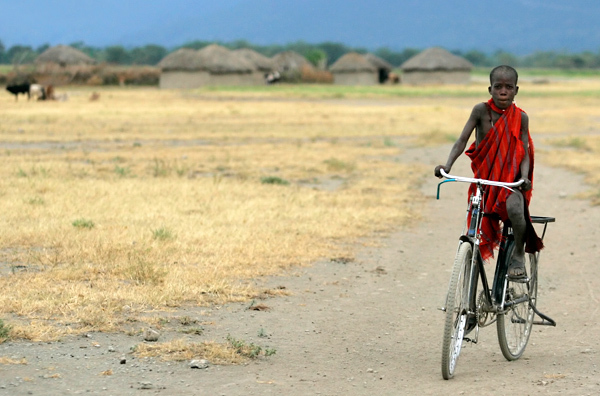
[
  {"left": 519, "top": 178, "right": 532, "bottom": 191},
  {"left": 434, "top": 165, "right": 449, "bottom": 178}
]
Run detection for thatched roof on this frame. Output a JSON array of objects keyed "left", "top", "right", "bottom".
[
  {"left": 400, "top": 47, "right": 472, "bottom": 71},
  {"left": 196, "top": 44, "right": 255, "bottom": 74},
  {"left": 329, "top": 53, "right": 376, "bottom": 73},
  {"left": 365, "top": 53, "right": 393, "bottom": 70},
  {"left": 233, "top": 48, "right": 274, "bottom": 72},
  {"left": 35, "top": 45, "right": 95, "bottom": 66},
  {"left": 158, "top": 45, "right": 255, "bottom": 74},
  {"left": 271, "top": 51, "right": 313, "bottom": 72},
  {"left": 157, "top": 48, "right": 206, "bottom": 71}
]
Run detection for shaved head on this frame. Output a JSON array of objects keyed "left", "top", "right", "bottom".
[{"left": 490, "top": 65, "right": 518, "bottom": 85}]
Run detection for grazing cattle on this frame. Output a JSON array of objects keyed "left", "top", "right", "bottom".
[
  {"left": 6, "top": 83, "right": 31, "bottom": 100},
  {"left": 29, "top": 84, "right": 45, "bottom": 100},
  {"left": 387, "top": 72, "right": 400, "bottom": 84},
  {"left": 265, "top": 71, "right": 281, "bottom": 84},
  {"left": 44, "top": 85, "right": 56, "bottom": 100}
]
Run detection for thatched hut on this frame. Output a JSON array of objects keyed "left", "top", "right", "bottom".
[
  {"left": 35, "top": 45, "right": 95, "bottom": 67},
  {"left": 330, "top": 52, "right": 394, "bottom": 85},
  {"left": 364, "top": 53, "right": 394, "bottom": 83},
  {"left": 158, "top": 44, "right": 259, "bottom": 89},
  {"left": 33, "top": 45, "right": 97, "bottom": 85},
  {"left": 271, "top": 51, "right": 313, "bottom": 73},
  {"left": 233, "top": 48, "right": 274, "bottom": 73},
  {"left": 157, "top": 48, "right": 206, "bottom": 89},
  {"left": 329, "top": 53, "right": 378, "bottom": 85},
  {"left": 400, "top": 47, "right": 473, "bottom": 85},
  {"left": 270, "top": 51, "right": 325, "bottom": 82}
]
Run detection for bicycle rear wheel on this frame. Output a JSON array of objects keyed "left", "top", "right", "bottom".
[
  {"left": 497, "top": 242, "right": 538, "bottom": 360},
  {"left": 441, "top": 242, "right": 475, "bottom": 379}
]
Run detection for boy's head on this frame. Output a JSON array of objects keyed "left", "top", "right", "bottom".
[
  {"left": 489, "top": 65, "right": 518, "bottom": 85},
  {"left": 488, "top": 65, "right": 519, "bottom": 109}
]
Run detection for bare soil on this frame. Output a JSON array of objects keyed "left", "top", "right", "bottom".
[{"left": 1, "top": 143, "right": 598, "bottom": 396}]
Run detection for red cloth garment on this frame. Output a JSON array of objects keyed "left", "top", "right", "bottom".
[{"left": 465, "top": 99, "right": 544, "bottom": 261}]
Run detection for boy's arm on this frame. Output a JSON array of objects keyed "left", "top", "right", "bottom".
[
  {"left": 434, "top": 104, "right": 481, "bottom": 178},
  {"left": 519, "top": 112, "right": 532, "bottom": 191}
]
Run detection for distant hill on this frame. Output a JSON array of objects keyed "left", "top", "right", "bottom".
[{"left": 1, "top": 0, "right": 600, "bottom": 54}]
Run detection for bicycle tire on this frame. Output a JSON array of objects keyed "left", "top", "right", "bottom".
[
  {"left": 496, "top": 241, "right": 538, "bottom": 360},
  {"left": 441, "top": 242, "right": 474, "bottom": 379}
]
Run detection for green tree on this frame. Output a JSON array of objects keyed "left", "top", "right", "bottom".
[
  {"left": 7, "top": 45, "right": 36, "bottom": 64},
  {"left": 374, "top": 47, "right": 418, "bottom": 67},
  {"left": 316, "top": 42, "right": 353, "bottom": 66},
  {"left": 105, "top": 45, "right": 131, "bottom": 64},
  {"left": 462, "top": 50, "right": 489, "bottom": 67},
  {"left": 0, "top": 40, "right": 5, "bottom": 63},
  {"left": 36, "top": 43, "right": 50, "bottom": 54},
  {"left": 491, "top": 50, "right": 519, "bottom": 67},
  {"left": 69, "top": 41, "right": 102, "bottom": 61},
  {"left": 304, "top": 48, "right": 327, "bottom": 68},
  {"left": 130, "top": 44, "right": 167, "bottom": 65}
]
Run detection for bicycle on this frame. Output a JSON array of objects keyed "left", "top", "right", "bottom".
[{"left": 437, "top": 169, "right": 556, "bottom": 380}]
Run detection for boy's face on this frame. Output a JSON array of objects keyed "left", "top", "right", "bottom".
[{"left": 488, "top": 72, "right": 518, "bottom": 109}]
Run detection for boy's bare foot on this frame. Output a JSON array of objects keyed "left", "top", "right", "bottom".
[{"left": 508, "top": 257, "right": 526, "bottom": 279}]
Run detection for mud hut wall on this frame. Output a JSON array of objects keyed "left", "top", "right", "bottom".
[
  {"left": 208, "top": 73, "right": 260, "bottom": 86},
  {"left": 159, "top": 71, "right": 211, "bottom": 89},
  {"left": 333, "top": 72, "right": 378, "bottom": 86},
  {"left": 401, "top": 71, "right": 471, "bottom": 85}
]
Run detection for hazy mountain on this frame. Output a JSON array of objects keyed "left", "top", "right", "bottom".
[{"left": 1, "top": 0, "right": 599, "bottom": 54}]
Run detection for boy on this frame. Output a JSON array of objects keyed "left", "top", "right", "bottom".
[{"left": 434, "top": 65, "right": 543, "bottom": 278}]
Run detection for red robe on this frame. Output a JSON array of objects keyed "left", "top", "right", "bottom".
[{"left": 465, "top": 99, "right": 543, "bottom": 261}]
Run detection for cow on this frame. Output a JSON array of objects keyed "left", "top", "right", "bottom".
[
  {"left": 265, "top": 71, "right": 281, "bottom": 84},
  {"left": 29, "top": 84, "right": 45, "bottom": 100},
  {"left": 387, "top": 72, "right": 400, "bottom": 84},
  {"left": 45, "top": 85, "right": 55, "bottom": 100},
  {"left": 6, "top": 83, "right": 31, "bottom": 100}
]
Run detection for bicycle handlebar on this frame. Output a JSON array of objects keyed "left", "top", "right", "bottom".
[
  {"left": 440, "top": 169, "right": 525, "bottom": 188},
  {"left": 437, "top": 169, "right": 524, "bottom": 200}
]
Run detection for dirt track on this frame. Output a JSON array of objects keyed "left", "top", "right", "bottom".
[{"left": 1, "top": 143, "right": 599, "bottom": 395}]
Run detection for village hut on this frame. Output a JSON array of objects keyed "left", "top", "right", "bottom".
[
  {"left": 400, "top": 47, "right": 473, "bottom": 85},
  {"left": 158, "top": 44, "right": 258, "bottom": 88},
  {"left": 329, "top": 52, "right": 379, "bottom": 85},
  {"left": 271, "top": 51, "right": 312, "bottom": 73},
  {"left": 35, "top": 45, "right": 95, "bottom": 67},
  {"left": 33, "top": 45, "right": 96, "bottom": 85},
  {"left": 233, "top": 48, "right": 276, "bottom": 83},
  {"left": 233, "top": 48, "right": 274, "bottom": 73},
  {"left": 157, "top": 48, "right": 206, "bottom": 88},
  {"left": 364, "top": 53, "right": 394, "bottom": 83}
]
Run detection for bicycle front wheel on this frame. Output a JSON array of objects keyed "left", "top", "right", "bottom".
[
  {"left": 497, "top": 242, "right": 538, "bottom": 361},
  {"left": 441, "top": 242, "right": 475, "bottom": 380}
]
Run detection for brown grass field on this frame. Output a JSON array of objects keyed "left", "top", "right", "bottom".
[{"left": 1, "top": 78, "right": 600, "bottom": 349}]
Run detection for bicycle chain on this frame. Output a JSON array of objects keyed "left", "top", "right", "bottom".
[{"left": 477, "top": 290, "right": 492, "bottom": 327}]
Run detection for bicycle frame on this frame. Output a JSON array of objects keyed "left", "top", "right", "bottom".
[
  {"left": 439, "top": 170, "right": 523, "bottom": 315},
  {"left": 438, "top": 169, "right": 555, "bottom": 378},
  {"left": 438, "top": 169, "right": 556, "bottom": 325}
]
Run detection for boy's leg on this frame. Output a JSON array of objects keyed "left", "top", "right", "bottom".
[{"left": 506, "top": 191, "right": 526, "bottom": 277}]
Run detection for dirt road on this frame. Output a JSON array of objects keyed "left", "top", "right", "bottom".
[{"left": 1, "top": 144, "right": 598, "bottom": 395}]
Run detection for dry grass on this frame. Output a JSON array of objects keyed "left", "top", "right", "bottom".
[
  {"left": 2, "top": 78, "right": 600, "bottom": 344},
  {"left": 0, "top": 356, "right": 27, "bottom": 365},
  {"left": 135, "top": 338, "right": 249, "bottom": 364},
  {"left": 0, "top": 85, "right": 427, "bottom": 342}
]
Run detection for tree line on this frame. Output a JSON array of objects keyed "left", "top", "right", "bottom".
[{"left": 2, "top": 39, "right": 600, "bottom": 70}]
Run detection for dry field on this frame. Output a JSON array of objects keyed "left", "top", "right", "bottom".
[{"left": 1, "top": 78, "right": 600, "bottom": 352}]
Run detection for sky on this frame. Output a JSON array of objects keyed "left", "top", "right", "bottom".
[{"left": 1, "top": 0, "right": 600, "bottom": 54}]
